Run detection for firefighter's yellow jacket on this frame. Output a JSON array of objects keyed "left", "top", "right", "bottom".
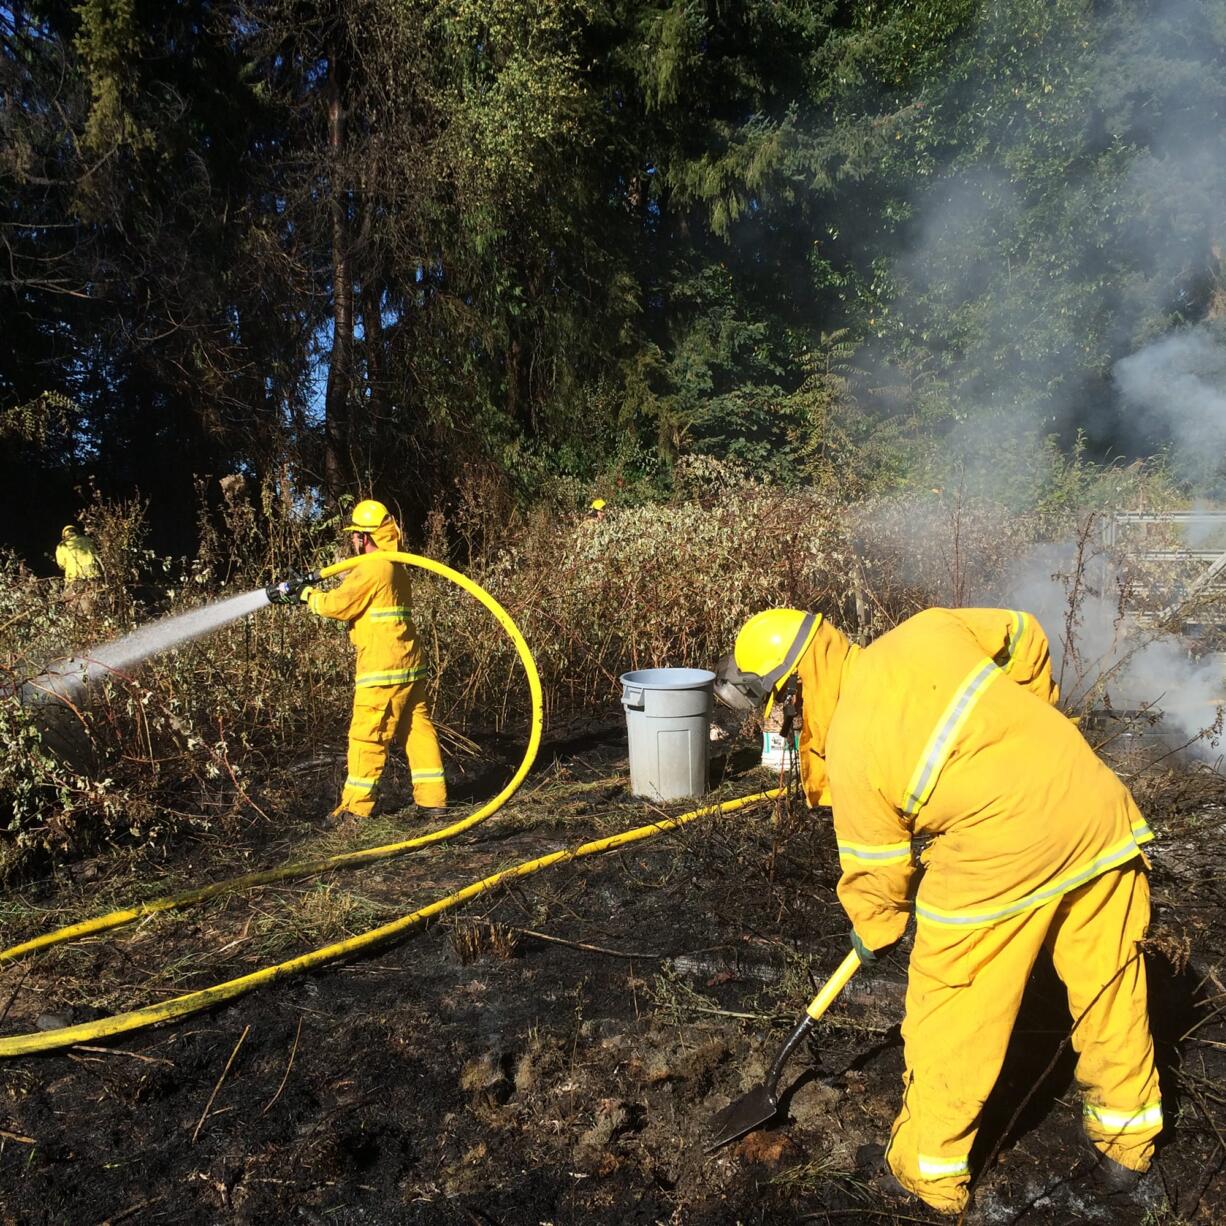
[
  {"left": 795, "top": 619, "right": 859, "bottom": 808},
  {"left": 802, "top": 607, "right": 1151, "bottom": 949},
  {"left": 55, "top": 531, "right": 102, "bottom": 582},
  {"left": 305, "top": 520, "right": 426, "bottom": 688}
]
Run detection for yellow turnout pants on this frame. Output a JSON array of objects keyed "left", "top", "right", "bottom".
[
  {"left": 887, "top": 863, "right": 1160, "bottom": 1214},
  {"left": 335, "top": 681, "right": 446, "bottom": 818}
]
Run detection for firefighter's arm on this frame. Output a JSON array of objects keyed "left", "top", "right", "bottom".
[
  {"left": 305, "top": 563, "right": 373, "bottom": 622},
  {"left": 796, "top": 686, "right": 832, "bottom": 807},
  {"left": 954, "top": 607, "right": 1059, "bottom": 707},
  {"left": 831, "top": 774, "right": 913, "bottom": 951}
]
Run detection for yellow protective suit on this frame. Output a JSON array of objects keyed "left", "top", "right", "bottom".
[
  {"left": 306, "top": 520, "right": 446, "bottom": 817},
  {"left": 55, "top": 530, "right": 102, "bottom": 582},
  {"left": 806, "top": 607, "right": 1158, "bottom": 1213},
  {"left": 795, "top": 618, "right": 859, "bottom": 808}
]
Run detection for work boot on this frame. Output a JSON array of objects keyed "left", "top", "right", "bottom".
[
  {"left": 1080, "top": 1133, "right": 1144, "bottom": 1196},
  {"left": 323, "top": 808, "right": 361, "bottom": 833},
  {"left": 1093, "top": 1159, "right": 1144, "bottom": 1196},
  {"left": 854, "top": 1143, "right": 974, "bottom": 1219},
  {"left": 854, "top": 1142, "right": 887, "bottom": 1172},
  {"left": 854, "top": 1144, "right": 918, "bottom": 1207},
  {"left": 415, "top": 804, "right": 448, "bottom": 819}
]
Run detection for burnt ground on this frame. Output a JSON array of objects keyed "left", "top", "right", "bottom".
[{"left": 0, "top": 723, "right": 1224, "bottom": 1226}]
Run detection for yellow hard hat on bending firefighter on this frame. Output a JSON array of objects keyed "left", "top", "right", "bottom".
[
  {"left": 268, "top": 498, "right": 446, "bottom": 826},
  {"left": 716, "top": 608, "right": 819, "bottom": 715},
  {"left": 716, "top": 607, "right": 1159, "bottom": 1215}
]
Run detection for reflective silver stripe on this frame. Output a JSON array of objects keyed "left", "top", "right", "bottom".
[
  {"left": 916, "top": 834, "right": 1146, "bottom": 927},
  {"left": 1000, "top": 610, "right": 1025, "bottom": 672},
  {"left": 367, "top": 606, "right": 414, "bottom": 621},
  {"left": 411, "top": 768, "right": 445, "bottom": 781},
  {"left": 1084, "top": 1102, "right": 1163, "bottom": 1132},
  {"left": 354, "top": 666, "right": 429, "bottom": 687},
  {"left": 917, "top": 1153, "right": 970, "bottom": 1180},
  {"left": 837, "top": 839, "right": 911, "bottom": 866},
  {"left": 344, "top": 776, "right": 377, "bottom": 791},
  {"left": 902, "top": 659, "right": 1002, "bottom": 816}
]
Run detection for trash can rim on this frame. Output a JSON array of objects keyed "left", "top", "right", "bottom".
[{"left": 619, "top": 667, "right": 716, "bottom": 689}]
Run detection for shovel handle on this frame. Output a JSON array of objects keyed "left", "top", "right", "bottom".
[
  {"left": 764, "top": 949, "right": 862, "bottom": 1095},
  {"left": 766, "top": 1013, "right": 814, "bottom": 1091},
  {"left": 804, "top": 949, "right": 862, "bottom": 1021}
]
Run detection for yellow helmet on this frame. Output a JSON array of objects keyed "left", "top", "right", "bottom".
[
  {"left": 590, "top": 498, "right": 606, "bottom": 511},
  {"left": 344, "top": 499, "right": 391, "bottom": 534},
  {"left": 61, "top": 525, "right": 78, "bottom": 541},
  {"left": 714, "top": 609, "right": 823, "bottom": 713}
]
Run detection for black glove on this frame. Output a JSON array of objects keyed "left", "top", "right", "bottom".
[{"left": 266, "top": 570, "right": 314, "bottom": 605}]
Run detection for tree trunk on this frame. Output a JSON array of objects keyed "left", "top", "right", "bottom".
[
  {"left": 362, "top": 283, "right": 389, "bottom": 423},
  {"left": 323, "top": 51, "right": 353, "bottom": 500}
]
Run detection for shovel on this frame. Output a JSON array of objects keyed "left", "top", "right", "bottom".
[{"left": 708, "top": 948, "right": 861, "bottom": 1151}]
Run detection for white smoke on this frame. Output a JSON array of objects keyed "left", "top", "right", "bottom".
[
  {"left": 1001, "top": 541, "right": 1225, "bottom": 762},
  {"left": 841, "top": 2, "right": 1226, "bottom": 762},
  {"left": 1114, "top": 324, "right": 1226, "bottom": 488}
]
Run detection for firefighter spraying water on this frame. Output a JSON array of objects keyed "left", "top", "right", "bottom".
[{"left": 266, "top": 499, "right": 448, "bottom": 828}]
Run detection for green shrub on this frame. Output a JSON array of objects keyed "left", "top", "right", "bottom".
[{"left": 0, "top": 461, "right": 1185, "bottom": 878}]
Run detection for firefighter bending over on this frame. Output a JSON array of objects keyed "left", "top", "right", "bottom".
[{"left": 716, "top": 607, "right": 1160, "bottom": 1215}]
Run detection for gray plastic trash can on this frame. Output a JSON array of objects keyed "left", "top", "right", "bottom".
[{"left": 620, "top": 667, "right": 715, "bottom": 801}]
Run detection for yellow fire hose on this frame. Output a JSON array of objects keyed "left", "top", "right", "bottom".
[
  {"left": 0, "top": 788, "right": 782, "bottom": 1057},
  {"left": 0, "top": 550, "right": 543, "bottom": 968}
]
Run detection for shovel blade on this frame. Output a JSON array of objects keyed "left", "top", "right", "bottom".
[{"left": 707, "top": 1083, "right": 780, "bottom": 1151}]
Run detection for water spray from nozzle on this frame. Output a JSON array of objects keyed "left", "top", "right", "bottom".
[{"left": 23, "top": 587, "right": 276, "bottom": 708}]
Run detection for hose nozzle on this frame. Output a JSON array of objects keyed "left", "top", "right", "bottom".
[{"left": 265, "top": 570, "right": 318, "bottom": 605}]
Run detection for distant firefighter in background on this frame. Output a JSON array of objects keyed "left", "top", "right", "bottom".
[{"left": 55, "top": 524, "right": 103, "bottom": 615}]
